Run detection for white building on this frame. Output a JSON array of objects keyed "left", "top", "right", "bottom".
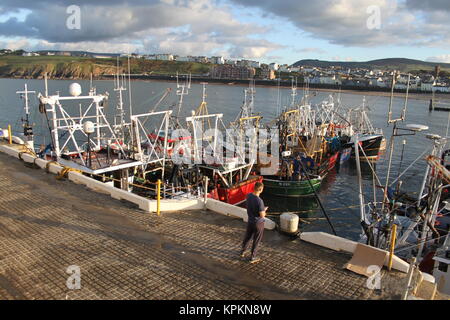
[
  {"left": 94, "top": 55, "right": 111, "bottom": 59},
  {"left": 210, "top": 56, "right": 225, "bottom": 64},
  {"left": 192, "top": 56, "right": 208, "bottom": 63},
  {"left": 176, "top": 56, "right": 191, "bottom": 62},
  {"left": 302, "top": 67, "right": 316, "bottom": 74},
  {"left": 22, "top": 52, "right": 39, "bottom": 57},
  {"left": 249, "top": 61, "right": 261, "bottom": 68},
  {"left": 278, "top": 65, "right": 290, "bottom": 72},
  {"left": 238, "top": 60, "right": 260, "bottom": 68},
  {"left": 269, "top": 63, "right": 279, "bottom": 71},
  {"left": 434, "top": 85, "right": 450, "bottom": 93},
  {"left": 368, "top": 77, "right": 386, "bottom": 88},
  {"left": 155, "top": 54, "right": 174, "bottom": 61},
  {"left": 310, "top": 75, "right": 341, "bottom": 85},
  {"left": 421, "top": 81, "right": 436, "bottom": 92},
  {"left": 394, "top": 83, "right": 408, "bottom": 90}
]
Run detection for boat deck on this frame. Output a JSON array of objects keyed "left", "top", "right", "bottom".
[
  {"left": 58, "top": 152, "right": 143, "bottom": 175},
  {"left": 0, "top": 149, "right": 436, "bottom": 300}
]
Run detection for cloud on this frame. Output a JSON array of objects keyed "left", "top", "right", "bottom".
[
  {"left": 330, "top": 56, "right": 354, "bottom": 62},
  {"left": 0, "top": 38, "right": 30, "bottom": 50},
  {"left": 297, "top": 47, "right": 326, "bottom": 54},
  {"left": 427, "top": 55, "right": 450, "bottom": 64},
  {"left": 230, "top": 0, "right": 450, "bottom": 48},
  {"left": 231, "top": 0, "right": 400, "bottom": 46},
  {"left": 406, "top": 0, "right": 450, "bottom": 11},
  {"left": 3, "top": 0, "right": 450, "bottom": 61},
  {"left": 0, "top": 0, "right": 280, "bottom": 60}
]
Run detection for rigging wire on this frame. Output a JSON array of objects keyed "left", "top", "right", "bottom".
[{"left": 390, "top": 147, "right": 431, "bottom": 186}]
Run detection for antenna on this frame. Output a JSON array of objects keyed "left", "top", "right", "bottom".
[
  {"left": 387, "top": 71, "right": 411, "bottom": 124},
  {"left": 276, "top": 78, "right": 281, "bottom": 116},
  {"left": 387, "top": 71, "right": 396, "bottom": 124},
  {"left": 201, "top": 82, "right": 208, "bottom": 104},
  {"left": 114, "top": 57, "right": 127, "bottom": 141},
  {"left": 401, "top": 73, "right": 411, "bottom": 121},
  {"left": 44, "top": 73, "right": 48, "bottom": 97},
  {"left": 16, "top": 84, "right": 36, "bottom": 123},
  {"left": 290, "top": 76, "right": 297, "bottom": 108},
  {"left": 175, "top": 72, "right": 191, "bottom": 118},
  {"left": 16, "top": 83, "right": 36, "bottom": 150},
  {"left": 248, "top": 79, "right": 256, "bottom": 116},
  {"left": 127, "top": 53, "right": 133, "bottom": 118}
]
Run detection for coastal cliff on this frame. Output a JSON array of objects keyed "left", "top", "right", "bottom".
[{"left": 0, "top": 55, "right": 210, "bottom": 79}]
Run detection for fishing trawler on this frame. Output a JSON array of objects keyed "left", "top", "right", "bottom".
[
  {"left": 259, "top": 80, "right": 341, "bottom": 197},
  {"left": 340, "top": 98, "right": 385, "bottom": 162},
  {"left": 186, "top": 106, "right": 262, "bottom": 205},
  {"left": 350, "top": 72, "right": 450, "bottom": 294},
  {"left": 263, "top": 150, "right": 322, "bottom": 197}
]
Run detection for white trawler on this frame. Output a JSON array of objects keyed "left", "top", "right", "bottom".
[{"left": 0, "top": 70, "right": 276, "bottom": 228}]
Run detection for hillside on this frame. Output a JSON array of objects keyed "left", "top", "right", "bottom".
[
  {"left": 293, "top": 58, "right": 450, "bottom": 72},
  {"left": 0, "top": 55, "right": 211, "bottom": 79}
]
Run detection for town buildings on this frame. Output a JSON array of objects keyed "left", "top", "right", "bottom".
[{"left": 4, "top": 48, "right": 450, "bottom": 92}]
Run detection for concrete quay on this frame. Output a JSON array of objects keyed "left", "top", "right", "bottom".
[{"left": 0, "top": 150, "right": 419, "bottom": 300}]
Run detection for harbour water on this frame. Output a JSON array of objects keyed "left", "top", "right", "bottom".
[{"left": 1, "top": 77, "right": 449, "bottom": 240}]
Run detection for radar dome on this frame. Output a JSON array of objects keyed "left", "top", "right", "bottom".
[
  {"left": 69, "top": 83, "right": 82, "bottom": 97},
  {"left": 83, "top": 121, "right": 95, "bottom": 134}
]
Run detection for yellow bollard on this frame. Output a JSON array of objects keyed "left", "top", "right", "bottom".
[
  {"left": 8, "top": 124, "right": 12, "bottom": 145},
  {"left": 157, "top": 179, "right": 161, "bottom": 216},
  {"left": 388, "top": 224, "right": 397, "bottom": 271}
]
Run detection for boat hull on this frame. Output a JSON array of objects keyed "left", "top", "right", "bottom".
[
  {"left": 344, "top": 135, "right": 384, "bottom": 162},
  {"left": 317, "top": 152, "right": 339, "bottom": 177},
  {"left": 263, "top": 176, "right": 322, "bottom": 197},
  {"left": 209, "top": 176, "right": 263, "bottom": 205},
  {"left": 340, "top": 147, "right": 352, "bottom": 164}
]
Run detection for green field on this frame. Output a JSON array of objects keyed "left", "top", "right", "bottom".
[
  {"left": 0, "top": 55, "right": 212, "bottom": 79},
  {"left": 293, "top": 58, "right": 450, "bottom": 74}
]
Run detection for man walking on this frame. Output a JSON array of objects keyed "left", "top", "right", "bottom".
[{"left": 240, "top": 182, "right": 267, "bottom": 264}]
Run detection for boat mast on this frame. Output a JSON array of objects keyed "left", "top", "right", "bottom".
[
  {"left": 127, "top": 54, "right": 134, "bottom": 150},
  {"left": 16, "top": 84, "right": 36, "bottom": 150},
  {"left": 379, "top": 72, "right": 412, "bottom": 248},
  {"left": 354, "top": 136, "right": 366, "bottom": 238},
  {"left": 290, "top": 76, "right": 297, "bottom": 110},
  {"left": 114, "top": 57, "right": 127, "bottom": 143},
  {"left": 176, "top": 72, "right": 191, "bottom": 119},
  {"left": 276, "top": 78, "right": 281, "bottom": 117}
]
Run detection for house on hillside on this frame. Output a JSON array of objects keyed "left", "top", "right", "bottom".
[
  {"left": 22, "top": 52, "right": 40, "bottom": 57},
  {"left": 421, "top": 81, "right": 436, "bottom": 92},
  {"left": 0, "top": 49, "right": 13, "bottom": 55},
  {"left": 210, "top": 56, "right": 225, "bottom": 64},
  {"left": 368, "top": 77, "right": 386, "bottom": 88},
  {"left": 269, "top": 63, "right": 279, "bottom": 71},
  {"left": 342, "top": 78, "right": 369, "bottom": 87},
  {"left": 434, "top": 85, "right": 450, "bottom": 93},
  {"left": 310, "top": 74, "right": 342, "bottom": 85},
  {"left": 155, "top": 54, "right": 174, "bottom": 61}
]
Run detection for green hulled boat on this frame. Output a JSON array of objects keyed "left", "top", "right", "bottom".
[{"left": 263, "top": 175, "right": 322, "bottom": 197}]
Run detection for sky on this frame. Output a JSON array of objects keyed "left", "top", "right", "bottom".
[{"left": 0, "top": 0, "right": 450, "bottom": 65}]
